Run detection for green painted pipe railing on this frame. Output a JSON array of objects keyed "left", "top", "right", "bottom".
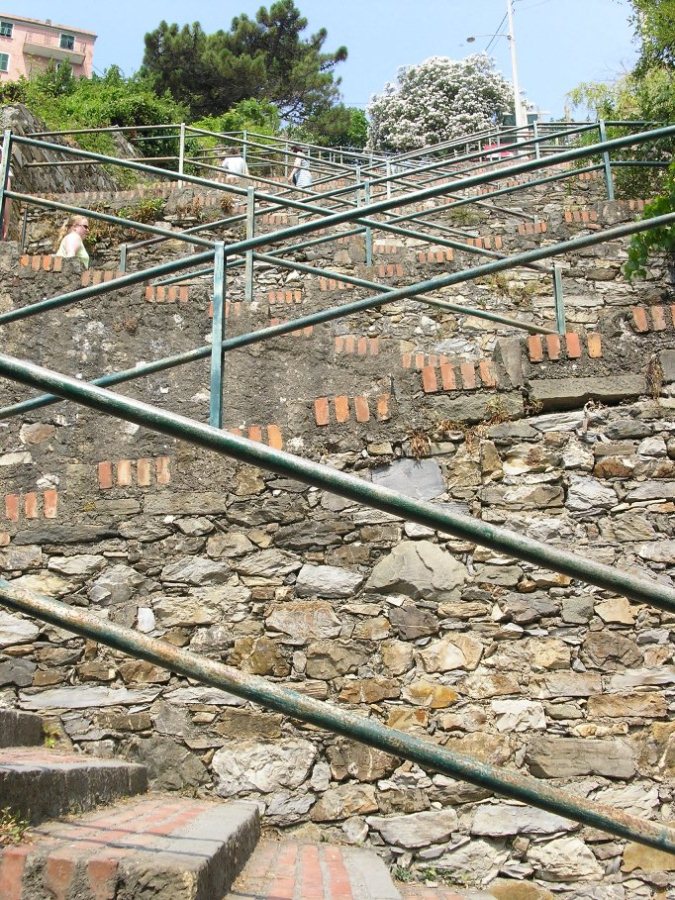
[
  {"left": 1, "top": 578, "right": 673, "bottom": 855},
  {"left": 3, "top": 209, "right": 674, "bottom": 421},
  {"left": 0, "top": 354, "right": 674, "bottom": 610}
]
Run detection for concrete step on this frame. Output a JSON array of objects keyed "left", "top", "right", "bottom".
[
  {"left": 0, "top": 710, "right": 43, "bottom": 748},
  {"left": 0, "top": 795, "right": 260, "bottom": 900},
  {"left": 0, "top": 746, "right": 147, "bottom": 825},
  {"left": 224, "top": 840, "right": 402, "bottom": 899}
]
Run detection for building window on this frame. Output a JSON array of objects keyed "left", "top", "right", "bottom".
[
  {"left": 0, "top": 53, "right": 9, "bottom": 72},
  {"left": 0, "top": 21, "right": 13, "bottom": 38},
  {"left": 59, "top": 33, "right": 75, "bottom": 51}
]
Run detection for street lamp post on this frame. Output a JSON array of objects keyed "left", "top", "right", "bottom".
[
  {"left": 506, "top": 0, "right": 527, "bottom": 129},
  {"left": 467, "top": 0, "right": 527, "bottom": 130}
]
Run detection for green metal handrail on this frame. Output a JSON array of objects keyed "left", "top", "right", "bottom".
[
  {"left": 1, "top": 578, "right": 673, "bottom": 856},
  {"left": 1, "top": 355, "right": 674, "bottom": 612},
  {"left": 4, "top": 120, "right": 675, "bottom": 859},
  {"left": 14, "top": 120, "right": 665, "bottom": 281},
  {"left": 2, "top": 210, "right": 673, "bottom": 420}
]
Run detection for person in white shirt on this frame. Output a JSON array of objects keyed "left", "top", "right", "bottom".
[
  {"left": 55, "top": 215, "right": 90, "bottom": 268},
  {"left": 221, "top": 146, "right": 250, "bottom": 184},
  {"left": 289, "top": 145, "right": 312, "bottom": 189}
]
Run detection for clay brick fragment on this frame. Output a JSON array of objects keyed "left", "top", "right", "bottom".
[
  {"left": 528, "top": 335, "right": 544, "bottom": 363},
  {"left": 314, "top": 398, "right": 330, "bottom": 426}
]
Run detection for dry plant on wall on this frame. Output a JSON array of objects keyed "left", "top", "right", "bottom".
[{"left": 646, "top": 353, "right": 664, "bottom": 399}]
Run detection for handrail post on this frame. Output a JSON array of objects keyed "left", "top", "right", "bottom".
[
  {"left": 242, "top": 130, "right": 248, "bottom": 165},
  {"left": 19, "top": 207, "right": 28, "bottom": 253},
  {"left": 209, "top": 242, "right": 226, "bottom": 428},
  {"left": 364, "top": 181, "right": 373, "bottom": 268},
  {"left": 245, "top": 187, "right": 255, "bottom": 303},
  {"left": 0, "top": 129, "right": 12, "bottom": 240},
  {"left": 119, "top": 243, "right": 127, "bottom": 274},
  {"left": 533, "top": 121, "right": 541, "bottom": 160},
  {"left": 386, "top": 160, "right": 392, "bottom": 200},
  {"left": 553, "top": 264, "right": 565, "bottom": 334},
  {"left": 178, "top": 122, "right": 186, "bottom": 188},
  {"left": 598, "top": 119, "right": 615, "bottom": 201}
]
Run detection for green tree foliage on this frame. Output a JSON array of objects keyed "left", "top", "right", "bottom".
[
  {"left": 293, "top": 105, "right": 368, "bottom": 148},
  {"left": 189, "top": 99, "right": 282, "bottom": 178},
  {"left": 625, "top": 163, "right": 675, "bottom": 278},
  {"left": 367, "top": 55, "right": 513, "bottom": 152},
  {"left": 0, "top": 63, "right": 184, "bottom": 133},
  {"left": 628, "top": 0, "right": 675, "bottom": 72},
  {"left": 0, "top": 63, "right": 186, "bottom": 183},
  {"left": 566, "top": 0, "right": 675, "bottom": 200},
  {"left": 141, "top": 1, "right": 347, "bottom": 122}
]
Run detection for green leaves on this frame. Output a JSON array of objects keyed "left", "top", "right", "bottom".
[
  {"left": 625, "top": 164, "right": 675, "bottom": 279},
  {"left": 140, "top": 2, "right": 347, "bottom": 122}
]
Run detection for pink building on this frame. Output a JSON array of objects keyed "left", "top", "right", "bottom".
[{"left": 0, "top": 13, "right": 96, "bottom": 81}]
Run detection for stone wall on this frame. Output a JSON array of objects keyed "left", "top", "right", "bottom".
[{"left": 1, "top": 170, "right": 674, "bottom": 897}]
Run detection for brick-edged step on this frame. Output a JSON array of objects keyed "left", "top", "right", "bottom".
[
  {"left": 0, "top": 795, "right": 260, "bottom": 900},
  {"left": 0, "top": 710, "right": 43, "bottom": 748},
  {"left": 0, "top": 747, "right": 147, "bottom": 825},
  {"left": 225, "top": 840, "right": 402, "bottom": 899}
]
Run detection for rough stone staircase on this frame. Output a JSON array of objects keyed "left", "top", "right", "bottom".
[
  {"left": 4, "top": 152, "right": 674, "bottom": 899},
  {"left": 0, "top": 709, "right": 410, "bottom": 899}
]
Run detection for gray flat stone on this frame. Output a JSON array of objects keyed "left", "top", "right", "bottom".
[
  {"left": 19, "top": 685, "right": 161, "bottom": 710},
  {"left": 529, "top": 376, "right": 646, "bottom": 409},
  {"left": 371, "top": 457, "right": 444, "bottom": 500}
]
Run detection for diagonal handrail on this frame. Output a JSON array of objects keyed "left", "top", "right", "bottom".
[
  {"left": 1, "top": 577, "right": 673, "bottom": 855},
  {"left": 13, "top": 123, "right": 675, "bottom": 243},
  {"left": 4, "top": 120, "right": 675, "bottom": 861},
  {"left": 3, "top": 209, "right": 674, "bottom": 420},
  {"left": 1, "top": 355, "right": 674, "bottom": 612}
]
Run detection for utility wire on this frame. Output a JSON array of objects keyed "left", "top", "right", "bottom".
[{"left": 484, "top": 13, "right": 508, "bottom": 54}]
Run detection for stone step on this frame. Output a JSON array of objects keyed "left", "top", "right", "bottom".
[
  {"left": 0, "top": 710, "right": 43, "bottom": 748},
  {"left": 400, "top": 887, "right": 496, "bottom": 899},
  {"left": 0, "top": 795, "right": 260, "bottom": 900},
  {"left": 0, "top": 746, "right": 147, "bottom": 825},
  {"left": 401, "top": 882, "right": 494, "bottom": 900},
  {"left": 224, "top": 840, "right": 402, "bottom": 899}
]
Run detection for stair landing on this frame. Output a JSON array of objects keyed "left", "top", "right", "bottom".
[
  {"left": 225, "top": 840, "right": 401, "bottom": 899},
  {"left": 0, "top": 794, "right": 259, "bottom": 900}
]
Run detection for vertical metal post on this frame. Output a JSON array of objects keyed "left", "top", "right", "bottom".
[
  {"left": 364, "top": 181, "right": 373, "bottom": 268},
  {"left": 598, "top": 119, "right": 615, "bottom": 201},
  {"left": 284, "top": 142, "right": 289, "bottom": 180},
  {"left": 209, "top": 242, "right": 226, "bottom": 428},
  {"left": 178, "top": 123, "right": 186, "bottom": 188},
  {"left": 0, "top": 129, "right": 12, "bottom": 241},
  {"left": 506, "top": 0, "right": 526, "bottom": 129},
  {"left": 533, "top": 121, "right": 541, "bottom": 160},
  {"left": 553, "top": 264, "right": 565, "bottom": 335},
  {"left": 244, "top": 187, "right": 255, "bottom": 303},
  {"left": 19, "top": 208, "right": 28, "bottom": 253},
  {"left": 355, "top": 164, "right": 361, "bottom": 189},
  {"left": 119, "top": 244, "right": 128, "bottom": 274},
  {"left": 242, "top": 131, "right": 248, "bottom": 165},
  {"left": 386, "top": 160, "right": 392, "bottom": 200}
]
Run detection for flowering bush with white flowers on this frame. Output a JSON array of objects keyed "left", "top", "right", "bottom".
[{"left": 367, "top": 54, "right": 513, "bottom": 151}]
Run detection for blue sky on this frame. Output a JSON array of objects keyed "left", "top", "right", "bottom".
[{"left": 13, "top": 0, "right": 637, "bottom": 119}]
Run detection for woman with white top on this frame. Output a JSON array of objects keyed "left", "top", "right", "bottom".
[{"left": 55, "top": 215, "right": 90, "bottom": 268}]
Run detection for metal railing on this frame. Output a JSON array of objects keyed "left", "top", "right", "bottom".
[{"left": 2, "top": 120, "right": 675, "bottom": 855}]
